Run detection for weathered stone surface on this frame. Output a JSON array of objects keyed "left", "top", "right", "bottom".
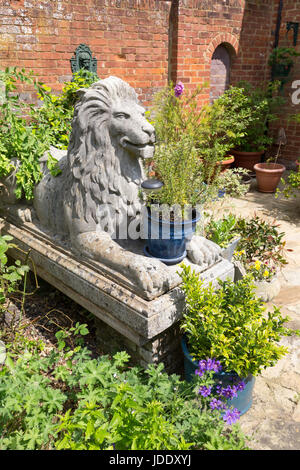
[
  {"left": 292, "top": 403, "right": 300, "bottom": 423},
  {"left": 29, "top": 76, "right": 221, "bottom": 300},
  {"left": 0, "top": 215, "right": 234, "bottom": 373},
  {"left": 254, "top": 276, "right": 281, "bottom": 302},
  {"left": 214, "top": 188, "right": 300, "bottom": 450}
]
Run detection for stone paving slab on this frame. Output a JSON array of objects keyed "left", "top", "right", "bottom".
[{"left": 214, "top": 179, "right": 300, "bottom": 450}]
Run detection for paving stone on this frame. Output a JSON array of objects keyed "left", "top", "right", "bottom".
[{"left": 217, "top": 190, "right": 300, "bottom": 450}]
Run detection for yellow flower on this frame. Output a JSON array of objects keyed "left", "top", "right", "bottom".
[
  {"left": 263, "top": 270, "right": 269, "bottom": 278},
  {"left": 255, "top": 260, "right": 261, "bottom": 270}
]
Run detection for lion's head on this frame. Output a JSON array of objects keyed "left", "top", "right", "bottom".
[{"left": 66, "top": 76, "right": 155, "bottom": 227}]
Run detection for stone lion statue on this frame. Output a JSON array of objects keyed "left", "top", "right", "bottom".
[{"left": 31, "top": 77, "right": 220, "bottom": 297}]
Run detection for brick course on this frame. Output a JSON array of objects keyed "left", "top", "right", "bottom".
[{"left": 0, "top": 0, "right": 299, "bottom": 161}]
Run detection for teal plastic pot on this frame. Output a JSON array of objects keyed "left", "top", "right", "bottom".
[{"left": 181, "top": 336, "right": 255, "bottom": 416}]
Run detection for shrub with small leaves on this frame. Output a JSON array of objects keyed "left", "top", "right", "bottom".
[{"left": 180, "top": 264, "right": 299, "bottom": 378}]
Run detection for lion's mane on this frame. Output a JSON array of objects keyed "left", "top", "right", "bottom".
[{"left": 65, "top": 76, "right": 142, "bottom": 227}]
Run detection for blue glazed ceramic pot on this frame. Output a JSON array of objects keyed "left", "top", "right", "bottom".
[
  {"left": 144, "top": 208, "right": 201, "bottom": 266},
  {"left": 181, "top": 336, "right": 255, "bottom": 416}
]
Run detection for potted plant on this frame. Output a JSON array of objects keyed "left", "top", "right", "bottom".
[
  {"left": 254, "top": 128, "right": 286, "bottom": 193},
  {"left": 276, "top": 158, "right": 300, "bottom": 199},
  {"left": 268, "top": 47, "right": 300, "bottom": 85},
  {"left": 225, "top": 82, "right": 284, "bottom": 172},
  {"left": 179, "top": 264, "right": 299, "bottom": 415},
  {"left": 142, "top": 83, "right": 219, "bottom": 264},
  {"left": 141, "top": 137, "right": 212, "bottom": 265},
  {"left": 195, "top": 88, "right": 254, "bottom": 182},
  {"left": 204, "top": 213, "right": 240, "bottom": 261},
  {"left": 233, "top": 252, "right": 281, "bottom": 302},
  {"left": 233, "top": 215, "right": 287, "bottom": 300},
  {"left": 212, "top": 167, "right": 252, "bottom": 200}
]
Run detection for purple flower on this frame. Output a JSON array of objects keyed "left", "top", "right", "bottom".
[
  {"left": 236, "top": 380, "right": 246, "bottom": 391},
  {"left": 174, "top": 81, "right": 184, "bottom": 97},
  {"left": 209, "top": 398, "right": 225, "bottom": 411},
  {"left": 195, "top": 358, "right": 223, "bottom": 377},
  {"left": 219, "top": 385, "right": 238, "bottom": 400},
  {"left": 206, "top": 358, "right": 222, "bottom": 373},
  {"left": 198, "top": 385, "right": 212, "bottom": 397},
  {"left": 222, "top": 408, "right": 240, "bottom": 425}
]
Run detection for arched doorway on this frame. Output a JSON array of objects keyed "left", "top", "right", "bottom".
[{"left": 210, "top": 44, "right": 232, "bottom": 103}]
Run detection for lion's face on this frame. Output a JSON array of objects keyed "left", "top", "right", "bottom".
[{"left": 108, "top": 99, "right": 155, "bottom": 160}]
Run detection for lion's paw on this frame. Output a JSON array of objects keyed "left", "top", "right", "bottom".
[
  {"left": 128, "top": 256, "right": 171, "bottom": 296},
  {"left": 186, "top": 235, "right": 221, "bottom": 267}
]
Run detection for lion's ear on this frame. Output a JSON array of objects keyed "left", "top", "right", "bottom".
[{"left": 76, "top": 88, "right": 89, "bottom": 101}]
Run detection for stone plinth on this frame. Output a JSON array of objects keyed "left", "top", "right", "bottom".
[{"left": 0, "top": 213, "right": 234, "bottom": 373}]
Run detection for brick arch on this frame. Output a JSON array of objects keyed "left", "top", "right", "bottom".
[{"left": 204, "top": 33, "right": 239, "bottom": 63}]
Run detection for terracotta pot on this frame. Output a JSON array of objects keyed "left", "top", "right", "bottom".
[
  {"left": 204, "top": 155, "right": 235, "bottom": 182},
  {"left": 254, "top": 162, "right": 286, "bottom": 193},
  {"left": 216, "top": 155, "right": 235, "bottom": 173},
  {"left": 231, "top": 150, "right": 264, "bottom": 171}
]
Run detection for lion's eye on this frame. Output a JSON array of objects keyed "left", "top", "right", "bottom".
[{"left": 114, "top": 113, "right": 129, "bottom": 120}]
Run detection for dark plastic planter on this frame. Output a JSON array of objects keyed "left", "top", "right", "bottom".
[
  {"left": 181, "top": 336, "right": 255, "bottom": 416},
  {"left": 144, "top": 207, "right": 201, "bottom": 266}
]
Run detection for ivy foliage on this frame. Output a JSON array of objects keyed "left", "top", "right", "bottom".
[{"left": 0, "top": 67, "right": 99, "bottom": 200}]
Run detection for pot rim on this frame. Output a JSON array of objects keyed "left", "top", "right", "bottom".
[
  {"left": 231, "top": 149, "right": 265, "bottom": 156},
  {"left": 254, "top": 162, "right": 286, "bottom": 173},
  {"left": 146, "top": 206, "right": 201, "bottom": 226},
  {"left": 217, "top": 155, "right": 235, "bottom": 165}
]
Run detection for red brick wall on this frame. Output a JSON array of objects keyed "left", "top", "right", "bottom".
[
  {"left": 169, "top": 0, "right": 275, "bottom": 106},
  {"left": 269, "top": 0, "right": 300, "bottom": 164},
  {"left": 0, "top": 0, "right": 299, "bottom": 161},
  {"left": 0, "top": 0, "right": 171, "bottom": 104}
]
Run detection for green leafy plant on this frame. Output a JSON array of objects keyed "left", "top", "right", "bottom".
[
  {"left": 179, "top": 264, "right": 299, "bottom": 378},
  {"left": 233, "top": 253, "right": 275, "bottom": 282},
  {"left": 0, "top": 67, "right": 99, "bottom": 200},
  {"left": 205, "top": 214, "right": 240, "bottom": 248},
  {"left": 150, "top": 82, "right": 254, "bottom": 184},
  {"left": 0, "top": 235, "right": 29, "bottom": 314},
  {"left": 276, "top": 168, "right": 300, "bottom": 199},
  {"left": 32, "top": 69, "right": 99, "bottom": 151},
  {"left": 224, "top": 81, "right": 283, "bottom": 152},
  {"left": 144, "top": 136, "right": 211, "bottom": 210},
  {"left": 268, "top": 47, "right": 300, "bottom": 69},
  {"left": 235, "top": 215, "right": 287, "bottom": 271},
  {"left": 151, "top": 81, "right": 206, "bottom": 146},
  {"left": 196, "top": 89, "right": 255, "bottom": 181},
  {"left": 0, "top": 329, "right": 249, "bottom": 450},
  {"left": 214, "top": 167, "right": 251, "bottom": 199}
]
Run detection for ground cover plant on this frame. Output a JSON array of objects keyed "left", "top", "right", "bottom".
[
  {"left": 0, "top": 235, "right": 249, "bottom": 451},
  {"left": 276, "top": 168, "right": 300, "bottom": 199}
]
